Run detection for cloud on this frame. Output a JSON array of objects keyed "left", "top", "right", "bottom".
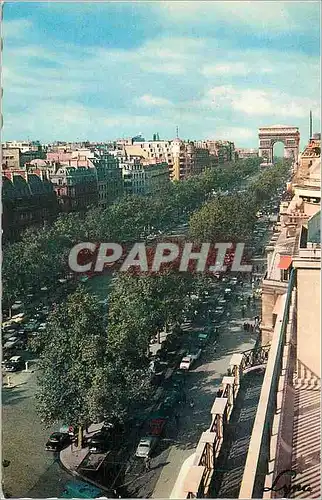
[
  {"left": 201, "top": 63, "right": 249, "bottom": 76},
  {"left": 2, "top": 100, "right": 169, "bottom": 141},
  {"left": 140, "top": 62, "right": 186, "bottom": 75},
  {"left": 201, "top": 62, "right": 277, "bottom": 77},
  {"left": 2, "top": 4, "right": 320, "bottom": 146},
  {"left": 205, "top": 86, "right": 321, "bottom": 119},
  {"left": 136, "top": 95, "right": 173, "bottom": 108},
  {"left": 207, "top": 127, "right": 255, "bottom": 141},
  {"left": 2, "top": 18, "right": 33, "bottom": 39},
  {"left": 156, "top": 1, "right": 317, "bottom": 32}
]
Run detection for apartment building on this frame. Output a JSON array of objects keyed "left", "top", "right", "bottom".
[
  {"left": 239, "top": 142, "right": 321, "bottom": 499},
  {"left": 49, "top": 165, "right": 98, "bottom": 212},
  {"left": 93, "top": 153, "right": 123, "bottom": 208},
  {"left": 195, "top": 139, "right": 236, "bottom": 164},
  {"left": 236, "top": 148, "right": 259, "bottom": 159},
  {"left": 123, "top": 139, "right": 211, "bottom": 180},
  {"left": 2, "top": 148, "right": 21, "bottom": 169},
  {"left": 120, "top": 153, "right": 170, "bottom": 196},
  {"left": 3, "top": 140, "right": 43, "bottom": 153},
  {"left": 46, "top": 149, "right": 123, "bottom": 209},
  {"left": 2, "top": 169, "right": 58, "bottom": 241}
]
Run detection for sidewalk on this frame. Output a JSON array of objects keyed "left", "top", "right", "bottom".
[
  {"left": 152, "top": 448, "right": 196, "bottom": 499},
  {"left": 60, "top": 422, "right": 103, "bottom": 473}
]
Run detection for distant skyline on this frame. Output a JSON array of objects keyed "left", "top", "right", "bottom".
[{"left": 2, "top": 1, "right": 321, "bottom": 148}]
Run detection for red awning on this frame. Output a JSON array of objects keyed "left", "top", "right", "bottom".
[{"left": 278, "top": 255, "right": 292, "bottom": 270}]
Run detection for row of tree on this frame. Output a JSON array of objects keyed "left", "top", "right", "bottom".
[
  {"left": 189, "top": 160, "right": 290, "bottom": 243},
  {"left": 3, "top": 157, "right": 260, "bottom": 311},
  {"left": 33, "top": 160, "right": 291, "bottom": 432}
]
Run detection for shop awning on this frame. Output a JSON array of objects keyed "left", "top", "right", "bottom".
[{"left": 278, "top": 255, "right": 292, "bottom": 270}]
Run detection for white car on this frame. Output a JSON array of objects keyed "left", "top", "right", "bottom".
[
  {"left": 179, "top": 349, "right": 202, "bottom": 370},
  {"left": 135, "top": 436, "right": 157, "bottom": 458}
]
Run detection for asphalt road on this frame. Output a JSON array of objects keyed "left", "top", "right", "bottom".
[
  {"left": 2, "top": 366, "right": 71, "bottom": 498},
  {"left": 119, "top": 274, "right": 262, "bottom": 499}
]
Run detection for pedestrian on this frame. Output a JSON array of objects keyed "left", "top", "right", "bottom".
[
  {"left": 189, "top": 399, "right": 195, "bottom": 408},
  {"left": 243, "top": 322, "right": 247, "bottom": 331},
  {"left": 144, "top": 457, "right": 151, "bottom": 471},
  {"left": 217, "top": 389, "right": 223, "bottom": 398}
]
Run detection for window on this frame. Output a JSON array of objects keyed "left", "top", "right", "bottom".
[{"left": 281, "top": 269, "right": 289, "bottom": 281}]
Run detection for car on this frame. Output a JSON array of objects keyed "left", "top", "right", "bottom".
[
  {"left": 87, "top": 431, "right": 111, "bottom": 454},
  {"left": 3, "top": 355, "right": 24, "bottom": 372},
  {"left": 135, "top": 436, "right": 158, "bottom": 458},
  {"left": 135, "top": 416, "right": 167, "bottom": 458},
  {"left": 179, "top": 349, "right": 202, "bottom": 370},
  {"left": 45, "top": 432, "right": 71, "bottom": 451},
  {"left": 162, "top": 334, "right": 181, "bottom": 353},
  {"left": 159, "top": 389, "right": 183, "bottom": 414},
  {"left": 197, "top": 332, "right": 209, "bottom": 346}
]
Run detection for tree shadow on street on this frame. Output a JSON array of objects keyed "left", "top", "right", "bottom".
[{"left": 2, "top": 387, "right": 28, "bottom": 406}]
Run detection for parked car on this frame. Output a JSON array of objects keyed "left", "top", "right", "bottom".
[
  {"left": 179, "top": 349, "right": 202, "bottom": 370},
  {"left": 87, "top": 431, "right": 111, "bottom": 454},
  {"left": 197, "top": 332, "right": 209, "bottom": 346},
  {"left": 45, "top": 432, "right": 71, "bottom": 451},
  {"left": 135, "top": 415, "right": 167, "bottom": 458},
  {"left": 159, "top": 389, "right": 183, "bottom": 415},
  {"left": 3, "top": 355, "right": 24, "bottom": 372},
  {"left": 162, "top": 333, "right": 182, "bottom": 353},
  {"left": 214, "top": 306, "right": 225, "bottom": 316},
  {"left": 135, "top": 436, "right": 158, "bottom": 459}
]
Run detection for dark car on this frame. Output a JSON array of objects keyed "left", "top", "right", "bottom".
[
  {"left": 162, "top": 333, "right": 182, "bottom": 353},
  {"left": 158, "top": 389, "right": 183, "bottom": 415},
  {"left": 87, "top": 430, "right": 111, "bottom": 453},
  {"left": 3, "top": 356, "right": 24, "bottom": 372},
  {"left": 45, "top": 432, "right": 71, "bottom": 451}
]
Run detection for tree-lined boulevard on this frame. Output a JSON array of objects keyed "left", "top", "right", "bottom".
[{"left": 2, "top": 158, "right": 290, "bottom": 497}]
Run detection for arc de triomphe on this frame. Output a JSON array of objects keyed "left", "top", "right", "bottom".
[{"left": 258, "top": 125, "right": 300, "bottom": 163}]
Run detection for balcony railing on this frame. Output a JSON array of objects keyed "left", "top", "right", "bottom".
[
  {"left": 239, "top": 268, "right": 296, "bottom": 499},
  {"left": 171, "top": 343, "right": 271, "bottom": 499}
]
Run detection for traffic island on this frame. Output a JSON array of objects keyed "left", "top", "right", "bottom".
[{"left": 59, "top": 424, "right": 115, "bottom": 496}]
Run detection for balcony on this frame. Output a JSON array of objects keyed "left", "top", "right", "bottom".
[
  {"left": 170, "top": 345, "right": 270, "bottom": 499},
  {"left": 239, "top": 269, "right": 321, "bottom": 499}
]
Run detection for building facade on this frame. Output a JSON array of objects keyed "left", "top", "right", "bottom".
[
  {"left": 49, "top": 166, "right": 98, "bottom": 212},
  {"left": 93, "top": 153, "right": 123, "bottom": 208},
  {"left": 236, "top": 148, "right": 259, "bottom": 159},
  {"left": 2, "top": 170, "right": 58, "bottom": 241},
  {"left": 2, "top": 148, "right": 21, "bottom": 169},
  {"left": 240, "top": 139, "right": 321, "bottom": 499}
]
